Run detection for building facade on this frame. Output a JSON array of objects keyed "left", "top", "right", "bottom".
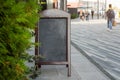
[
  {"left": 67, "top": 0, "right": 105, "bottom": 14},
  {"left": 39, "top": 0, "right": 67, "bottom": 11}
]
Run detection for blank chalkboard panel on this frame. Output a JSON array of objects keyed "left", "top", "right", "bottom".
[{"left": 38, "top": 18, "right": 67, "bottom": 62}]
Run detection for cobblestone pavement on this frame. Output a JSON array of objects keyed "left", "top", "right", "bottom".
[
  {"left": 26, "top": 18, "right": 113, "bottom": 80},
  {"left": 71, "top": 18, "right": 120, "bottom": 80},
  {"left": 27, "top": 45, "right": 110, "bottom": 80}
]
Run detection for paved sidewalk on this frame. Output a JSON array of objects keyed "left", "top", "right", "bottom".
[
  {"left": 27, "top": 18, "right": 117, "bottom": 80},
  {"left": 33, "top": 45, "right": 111, "bottom": 80},
  {"left": 71, "top": 18, "right": 120, "bottom": 80},
  {"left": 115, "top": 18, "right": 120, "bottom": 24}
]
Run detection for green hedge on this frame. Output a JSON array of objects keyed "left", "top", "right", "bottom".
[
  {"left": 71, "top": 13, "right": 79, "bottom": 19},
  {"left": 0, "top": 0, "right": 40, "bottom": 80}
]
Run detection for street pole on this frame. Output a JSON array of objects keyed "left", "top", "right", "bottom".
[
  {"left": 105, "top": 0, "right": 107, "bottom": 19},
  {"left": 105, "top": 0, "right": 107, "bottom": 11},
  {"left": 60, "top": 0, "right": 64, "bottom": 10},
  {"left": 87, "top": 0, "right": 88, "bottom": 11},
  {"left": 97, "top": 0, "right": 99, "bottom": 19},
  {"left": 64, "top": 0, "right": 67, "bottom": 11},
  {"left": 60, "top": 0, "right": 67, "bottom": 11}
]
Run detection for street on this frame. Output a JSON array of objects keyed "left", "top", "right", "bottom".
[{"left": 71, "top": 18, "right": 120, "bottom": 80}]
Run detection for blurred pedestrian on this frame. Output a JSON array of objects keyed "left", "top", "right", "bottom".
[
  {"left": 79, "top": 10, "right": 83, "bottom": 20},
  {"left": 82, "top": 10, "right": 85, "bottom": 21},
  {"left": 79, "top": 10, "right": 85, "bottom": 21},
  {"left": 85, "top": 11, "right": 90, "bottom": 21},
  {"left": 106, "top": 4, "right": 115, "bottom": 31},
  {"left": 91, "top": 10, "right": 94, "bottom": 19}
]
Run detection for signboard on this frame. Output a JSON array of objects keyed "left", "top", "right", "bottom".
[
  {"left": 35, "top": 9, "right": 71, "bottom": 76},
  {"left": 39, "top": 18, "right": 67, "bottom": 62}
]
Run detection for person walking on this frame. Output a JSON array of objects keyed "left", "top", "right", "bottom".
[
  {"left": 91, "top": 10, "right": 94, "bottom": 19},
  {"left": 79, "top": 10, "right": 83, "bottom": 20},
  {"left": 79, "top": 10, "right": 85, "bottom": 21},
  {"left": 85, "top": 11, "right": 90, "bottom": 21},
  {"left": 82, "top": 11, "right": 85, "bottom": 21},
  {"left": 106, "top": 4, "right": 115, "bottom": 31}
]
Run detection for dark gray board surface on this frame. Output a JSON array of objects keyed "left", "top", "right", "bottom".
[{"left": 39, "top": 18, "right": 67, "bottom": 62}]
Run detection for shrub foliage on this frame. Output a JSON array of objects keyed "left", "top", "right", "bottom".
[{"left": 0, "top": 0, "right": 40, "bottom": 80}]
